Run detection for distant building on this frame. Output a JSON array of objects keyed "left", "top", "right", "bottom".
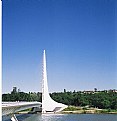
[
  {"left": 83, "top": 91, "right": 94, "bottom": 94},
  {"left": 12, "top": 87, "right": 17, "bottom": 93},
  {"left": 18, "top": 88, "right": 21, "bottom": 92}
]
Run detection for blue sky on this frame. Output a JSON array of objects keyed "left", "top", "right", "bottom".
[{"left": 2, "top": 0, "right": 117, "bottom": 93}]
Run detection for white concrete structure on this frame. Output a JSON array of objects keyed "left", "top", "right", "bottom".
[
  {"left": 2, "top": 102, "right": 41, "bottom": 116},
  {"left": 42, "top": 50, "right": 67, "bottom": 113},
  {"left": 2, "top": 50, "right": 67, "bottom": 121},
  {"left": 2, "top": 102, "right": 41, "bottom": 121}
]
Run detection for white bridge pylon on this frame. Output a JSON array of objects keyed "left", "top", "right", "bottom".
[{"left": 42, "top": 50, "right": 67, "bottom": 113}]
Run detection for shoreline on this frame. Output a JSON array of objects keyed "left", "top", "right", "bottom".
[
  {"left": 17, "top": 110, "right": 117, "bottom": 114},
  {"left": 61, "top": 110, "right": 117, "bottom": 114},
  {"left": 16, "top": 106, "right": 117, "bottom": 114}
]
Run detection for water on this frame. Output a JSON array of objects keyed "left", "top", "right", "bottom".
[{"left": 2, "top": 114, "right": 117, "bottom": 121}]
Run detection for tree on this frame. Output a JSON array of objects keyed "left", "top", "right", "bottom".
[
  {"left": 64, "top": 89, "right": 66, "bottom": 93},
  {"left": 94, "top": 88, "right": 97, "bottom": 92}
]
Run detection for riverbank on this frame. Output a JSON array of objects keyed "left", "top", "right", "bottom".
[
  {"left": 17, "top": 108, "right": 117, "bottom": 114},
  {"left": 62, "top": 110, "right": 117, "bottom": 114},
  {"left": 61, "top": 106, "right": 117, "bottom": 114}
]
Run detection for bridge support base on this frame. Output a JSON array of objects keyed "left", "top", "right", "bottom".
[{"left": 11, "top": 114, "right": 18, "bottom": 121}]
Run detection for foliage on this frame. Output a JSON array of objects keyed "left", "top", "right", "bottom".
[
  {"left": 2, "top": 89, "right": 117, "bottom": 110},
  {"left": 63, "top": 106, "right": 80, "bottom": 111},
  {"left": 2, "top": 92, "right": 41, "bottom": 102},
  {"left": 51, "top": 90, "right": 117, "bottom": 110}
]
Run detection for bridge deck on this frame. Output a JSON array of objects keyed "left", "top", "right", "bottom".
[{"left": 2, "top": 102, "right": 42, "bottom": 116}]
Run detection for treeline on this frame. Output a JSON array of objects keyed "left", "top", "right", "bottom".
[
  {"left": 2, "top": 90, "right": 117, "bottom": 110},
  {"left": 50, "top": 90, "right": 117, "bottom": 110},
  {"left": 2, "top": 92, "right": 42, "bottom": 102}
]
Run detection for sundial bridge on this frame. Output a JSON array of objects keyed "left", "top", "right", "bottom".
[{"left": 2, "top": 50, "right": 67, "bottom": 121}]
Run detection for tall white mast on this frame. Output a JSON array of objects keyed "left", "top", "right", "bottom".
[
  {"left": 42, "top": 50, "right": 67, "bottom": 113},
  {"left": 42, "top": 50, "right": 49, "bottom": 98}
]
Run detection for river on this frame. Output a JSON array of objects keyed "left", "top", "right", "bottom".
[{"left": 2, "top": 114, "right": 117, "bottom": 121}]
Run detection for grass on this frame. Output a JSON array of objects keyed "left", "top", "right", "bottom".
[
  {"left": 63, "top": 106, "right": 81, "bottom": 111},
  {"left": 62, "top": 106, "right": 117, "bottom": 114}
]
